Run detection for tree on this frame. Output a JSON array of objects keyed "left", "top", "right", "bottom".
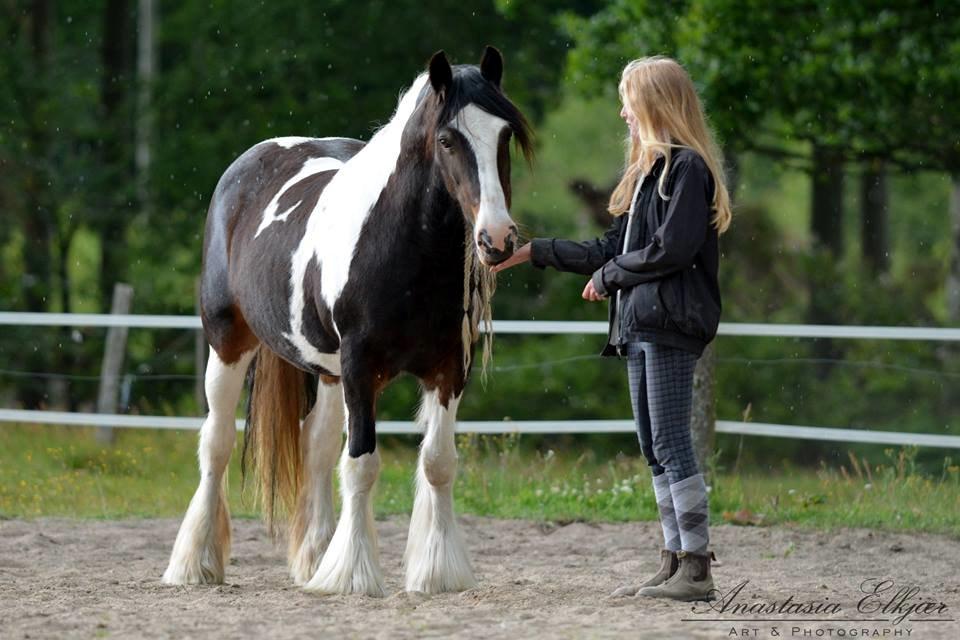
[
  {"left": 0, "top": 1, "right": 601, "bottom": 409},
  {"left": 565, "top": 2, "right": 960, "bottom": 329}
]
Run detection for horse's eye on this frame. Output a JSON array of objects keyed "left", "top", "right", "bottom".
[{"left": 438, "top": 136, "right": 453, "bottom": 151}]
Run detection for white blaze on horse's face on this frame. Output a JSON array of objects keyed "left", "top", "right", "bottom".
[{"left": 448, "top": 104, "right": 517, "bottom": 266}]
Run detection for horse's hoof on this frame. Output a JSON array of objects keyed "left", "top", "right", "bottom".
[
  {"left": 161, "top": 561, "right": 224, "bottom": 586},
  {"left": 303, "top": 574, "right": 386, "bottom": 597},
  {"left": 302, "top": 551, "right": 386, "bottom": 597}
]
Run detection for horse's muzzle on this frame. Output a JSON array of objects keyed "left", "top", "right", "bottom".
[{"left": 477, "top": 226, "right": 517, "bottom": 266}]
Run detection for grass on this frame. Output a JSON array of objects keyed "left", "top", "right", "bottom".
[{"left": 1, "top": 424, "right": 959, "bottom": 537}]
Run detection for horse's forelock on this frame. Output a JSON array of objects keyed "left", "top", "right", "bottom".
[{"left": 432, "top": 66, "right": 534, "bottom": 164}]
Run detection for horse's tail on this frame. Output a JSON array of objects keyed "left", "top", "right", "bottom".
[{"left": 242, "top": 348, "right": 306, "bottom": 537}]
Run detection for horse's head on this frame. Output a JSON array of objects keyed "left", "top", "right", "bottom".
[{"left": 423, "top": 47, "right": 533, "bottom": 267}]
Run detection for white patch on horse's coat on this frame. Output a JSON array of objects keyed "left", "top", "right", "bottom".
[
  {"left": 262, "top": 136, "right": 357, "bottom": 149},
  {"left": 163, "top": 348, "right": 255, "bottom": 585},
  {"left": 272, "top": 136, "right": 313, "bottom": 148},
  {"left": 404, "top": 390, "right": 476, "bottom": 593},
  {"left": 449, "top": 104, "right": 511, "bottom": 244},
  {"left": 254, "top": 156, "right": 345, "bottom": 238},
  {"left": 264, "top": 136, "right": 313, "bottom": 149},
  {"left": 283, "top": 74, "right": 429, "bottom": 364}
]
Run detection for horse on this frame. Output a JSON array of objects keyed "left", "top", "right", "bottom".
[{"left": 161, "top": 47, "right": 532, "bottom": 596}]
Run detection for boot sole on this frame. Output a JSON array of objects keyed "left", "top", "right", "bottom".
[{"left": 639, "top": 590, "right": 717, "bottom": 602}]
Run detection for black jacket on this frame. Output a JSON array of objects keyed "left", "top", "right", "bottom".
[{"left": 530, "top": 148, "right": 721, "bottom": 358}]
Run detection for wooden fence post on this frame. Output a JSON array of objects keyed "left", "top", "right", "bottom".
[
  {"left": 96, "top": 283, "right": 133, "bottom": 444},
  {"left": 691, "top": 342, "right": 716, "bottom": 480},
  {"left": 194, "top": 278, "right": 207, "bottom": 413}
]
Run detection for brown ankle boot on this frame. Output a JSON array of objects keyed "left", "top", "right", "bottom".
[
  {"left": 638, "top": 550, "right": 715, "bottom": 602},
  {"left": 610, "top": 549, "right": 678, "bottom": 597}
]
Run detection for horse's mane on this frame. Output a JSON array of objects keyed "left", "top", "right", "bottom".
[{"left": 429, "top": 65, "right": 534, "bottom": 163}]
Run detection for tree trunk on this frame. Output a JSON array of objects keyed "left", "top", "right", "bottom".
[
  {"left": 19, "top": 0, "right": 55, "bottom": 409},
  {"left": 861, "top": 160, "right": 890, "bottom": 275},
  {"left": 23, "top": 0, "right": 53, "bottom": 314},
  {"left": 941, "top": 175, "right": 960, "bottom": 419},
  {"left": 50, "top": 229, "right": 76, "bottom": 409},
  {"left": 808, "top": 144, "right": 846, "bottom": 372},
  {"left": 810, "top": 144, "right": 845, "bottom": 258},
  {"left": 688, "top": 150, "right": 738, "bottom": 481},
  {"left": 96, "top": 284, "right": 134, "bottom": 444},
  {"left": 691, "top": 343, "right": 716, "bottom": 480},
  {"left": 98, "top": 0, "right": 132, "bottom": 311},
  {"left": 726, "top": 149, "right": 741, "bottom": 201},
  {"left": 947, "top": 175, "right": 960, "bottom": 323},
  {"left": 135, "top": 0, "right": 155, "bottom": 214}
]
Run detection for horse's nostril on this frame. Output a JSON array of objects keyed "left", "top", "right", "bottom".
[
  {"left": 477, "top": 229, "right": 494, "bottom": 251},
  {"left": 476, "top": 229, "right": 517, "bottom": 263}
]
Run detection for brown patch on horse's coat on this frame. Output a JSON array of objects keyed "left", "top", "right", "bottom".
[
  {"left": 417, "top": 350, "right": 468, "bottom": 408},
  {"left": 202, "top": 304, "right": 258, "bottom": 365}
]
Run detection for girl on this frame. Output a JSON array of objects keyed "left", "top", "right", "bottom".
[{"left": 492, "top": 56, "right": 731, "bottom": 602}]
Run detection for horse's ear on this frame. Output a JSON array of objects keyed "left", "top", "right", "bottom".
[
  {"left": 480, "top": 46, "right": 503, "bottom": 88},
  {"left": 429, "top": 50, "right": 453, "bottom": 98}
]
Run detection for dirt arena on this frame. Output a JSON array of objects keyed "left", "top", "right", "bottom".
[{"left": 2, "top": 516, "right": 958, "bottom": 639}]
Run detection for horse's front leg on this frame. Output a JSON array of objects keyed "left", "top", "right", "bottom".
[
  {"left": 404, "top": 387, "right": 477, "bottom": 593},
  {"left": 304, "top": 355, "right": 385, "bottom": 596}
]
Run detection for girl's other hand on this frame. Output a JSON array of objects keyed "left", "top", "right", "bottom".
[
  {"left": 582, "top": 279, "right": 607, "bottom": 301},
  {"left": 490, "top": 242, "right": 531, "bottom": 273}
]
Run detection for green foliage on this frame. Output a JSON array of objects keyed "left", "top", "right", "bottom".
[
  {"left": 0, "top": 0, "right": 598, "bottom": 408},
  {"left": 565, "top": 1, "right": 960, "bottom": 168}
]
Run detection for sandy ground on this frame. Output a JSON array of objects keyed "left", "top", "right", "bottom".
[{"left": 1, "top": 516, "right": 958, "bottom": 639}]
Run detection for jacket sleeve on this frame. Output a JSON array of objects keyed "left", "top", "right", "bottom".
[
  {"left": 529, "top": 215, "right": 624, "bottom": 277},
  {"left": 591, "top": 155, "right": 712, "bottom": 297}
]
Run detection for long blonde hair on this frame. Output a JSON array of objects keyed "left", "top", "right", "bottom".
[{"left": 608, "top": 56, "right": 731, "bottom": 234}]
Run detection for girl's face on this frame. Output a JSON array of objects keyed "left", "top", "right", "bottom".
[{"left": 620, "top": 102, "right": 639, "bottom": 140}]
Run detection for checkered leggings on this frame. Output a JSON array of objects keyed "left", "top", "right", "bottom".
[{"left": 624, "top": 341, "right": 700, "bottom": 484}]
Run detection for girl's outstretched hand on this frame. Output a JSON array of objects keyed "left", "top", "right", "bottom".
[
  {"left": 582, "top": 279, "right": 607, "bottom": 301},
  {"left": 490, "top": 242, "right": 531, "bottom": 273}
]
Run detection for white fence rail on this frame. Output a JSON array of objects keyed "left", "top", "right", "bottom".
[
  {"left": 2, "top": 408, "right": 958, "bottom": 449},
  {"left": 3, "top": 311, "right": 960, "bottom": 341},
  {"left": 1, "top": 312, "right": 958, "bottom": 448}
]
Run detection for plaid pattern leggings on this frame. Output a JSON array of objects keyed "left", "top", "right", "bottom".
[{"left": 624, "top": 341, "right": 700, "bottom": 484}]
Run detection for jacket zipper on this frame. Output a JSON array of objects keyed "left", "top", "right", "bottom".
[{"left": 616, "top": 173, "right": 647, "bottom": 358}]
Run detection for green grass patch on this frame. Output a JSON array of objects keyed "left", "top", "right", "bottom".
[{"left": 1, "top": 424, "right": 958, "bottom": 536}]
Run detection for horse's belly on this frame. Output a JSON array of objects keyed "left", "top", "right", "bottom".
[
  {"left": 232, "top": 252, "right": 342, "bottom": 376},
  {"left": 271, "top": 339, "right": 342, "bottom": 376},
  {"left": 251, "top": 318, "right": 342, "bottom": 376}
]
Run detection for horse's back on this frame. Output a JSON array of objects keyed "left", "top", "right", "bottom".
[{"left": 200, "top": 136, "right": 365, "bottom": 365}]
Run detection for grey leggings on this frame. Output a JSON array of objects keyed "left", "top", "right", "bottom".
[{"left": 625, "top": 341, "right": 700, "bottom": 484}]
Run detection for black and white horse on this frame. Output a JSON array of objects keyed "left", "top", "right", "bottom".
[{"left": 161, "top": 48, "right": 532, "bottom": 596}]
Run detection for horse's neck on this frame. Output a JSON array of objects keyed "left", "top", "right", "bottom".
[{"left": 387, "top": 153, "right": 468, "bottom": 268}]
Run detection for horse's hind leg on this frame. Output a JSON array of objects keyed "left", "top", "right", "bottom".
[
  {"left": 163, "top": 345, "right": 255, "bottom": 585},
  {"left": 404, "top": 387, "right": 477, "bottom": 593},
  {"left": 288, "top": 374, "right": 344, "bottom": 585}
]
